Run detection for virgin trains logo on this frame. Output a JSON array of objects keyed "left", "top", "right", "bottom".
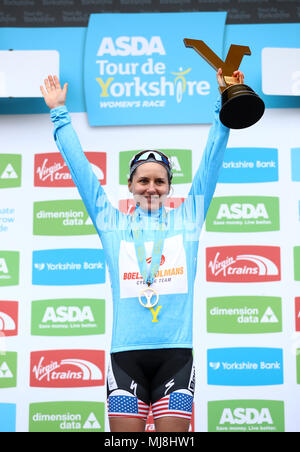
[
  {"left": 206, "top": 246, "right": 281, "bottom": 282},
  {"left": 30, "top": 350, "right": 105, "bottom": 388}
]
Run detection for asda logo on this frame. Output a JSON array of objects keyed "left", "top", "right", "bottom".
[
  {"left": 207, "top": 296, "right": 282, "bottom": 334},
  {"left": 0, "top": 352, "right": 17, "bottom": 388},
  {"left": 206, "top": 196, "right": 280, "bottom": 232},
  {"left": 0, "top": 251, "right": 19, "bottom": 287},
  {"left": 33, "top": 200, "right": 96, "bottom": 236},
  {"left": 29, "top": 401, "right": 104, "bottom": 432},
  {"left": 207, "top": 348, "right": 283, "bottom": 386},
  {"left": 31, "top": 299, "right": 105, "bottom": 336},
  {"left": 208, "top": 400, "right": 285, "bottom": 432},
  {"left": 0, "top": 154, "right": 21, "bottom": 188},
  {"left": 119, "top": 149, "right": 192, "bottom": 185}
]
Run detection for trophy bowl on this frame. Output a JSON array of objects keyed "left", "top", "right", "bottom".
[{"left": 220, "top": 84, "right": 265, "bottom": 129}]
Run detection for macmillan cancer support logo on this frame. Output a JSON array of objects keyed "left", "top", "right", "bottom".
[
  {"left": 119, "top": 149, "right": 192, "bottom": 185},
  {"left": 33, "top": 200, "right": 97, "bottom": 236},
  {"left": 206, "top": 246, "right": 281, "bottom": 283},
  {"left": 206, "top": 196, "right": 280, "bottom": 232},
  {"left": 208, "top": 400, "right": 285, "bottom": 432},
  {"left": 207, "top": 348, "right": 284, "bottom": 386},
  {"left": 34, "top": 152, "right": 107, "bottom": 187},
  {"left": 0, "top": 154, "right": 22, "bottom": 189},
  {"left": 207, "top": 296, "right": 282, "bottom": 334},
  {"left": 31, "top": 299, "right": 105, "bottom": 336},
  {"left": 30, "top": 350, "right": 105, "bottom": 388},
  {"left": 32, "top": 249, "right": 106, "bottom": 286}
]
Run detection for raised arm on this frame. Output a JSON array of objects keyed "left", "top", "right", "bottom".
[{"left": 40, "top": 75, "right": 117, "bottom": 231}]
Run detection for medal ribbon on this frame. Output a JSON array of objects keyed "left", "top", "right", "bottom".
[{"left": 132, "top": 207, "right": 167, "bottom": 287}]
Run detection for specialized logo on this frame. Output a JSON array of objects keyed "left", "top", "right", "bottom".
[
  {"left": 206, "top": 196, "right": 280, "bottom": 232},
  {"left": 208, "top": 400, "right": 285, "bottom": 432},
  {"left": 33, "top": 200, "right": 96, "bottom": 236},
  {"left": 0, "top": 154, "right": 22, "bottom": 188},
  {"left": 207, "top": 348, "right": 283, "bottom": 386},
  {"left": 34, "top": 152, "right": 106, "bottom": 187},
  {"left": 295, "top": 298, "right": 300, "bottom": 332},
  {"left": 29, "top": 401, "right": 105, "bottom": 432},
  {"left": 0, "top": 301, "right": 18, "bottom": 337},
  {"left": 294, "top": 247, "right": 300, "bottom": 281},
  {"left": 218, "top": 148, "right": 278, "bottom": 183},
  {"left": 30, "top": 350, "right": 105, "bottom": 388},
  {"left": 206, "top": 246, "right": 281, "bottom": 283},
  {"left": 0, "top": 404, "right": 16, "bottom": 432},
  {"left": 31, "top": 299, "right": 105, "bottom": 336},
  {"left": 0, "top": 251, "right": 20, "bottom": 287},
  {"left": 119, "top": 197, "right": 185, "bottom": 215},
  {"left": 291, "top": 148, "right": 300, "bottom": 181},
  {"left": 0, "top": 208, "right": 16, "bottom": 234},
  {"left": 207, "top": 296, "right": 282, "bottom": 334},
  {"left": 32, "top": 249, "right": 106, "bottom": 286},
  {"left": 119, "top": 149, "right": 192, "bottom": 185},
  {"left": 84, "top": 12, "right": 226, "bottom": 125},
  {"left": 0, "top": 352, "right": 17, "bottom": 388}
]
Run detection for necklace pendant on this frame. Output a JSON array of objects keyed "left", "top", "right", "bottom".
[{"left": 139, "top": 286, "right": 159, "bottom": 309}]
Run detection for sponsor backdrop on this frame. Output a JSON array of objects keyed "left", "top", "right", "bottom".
[{"left": 0, "top": 6, "right": 300, "bottom": 433}]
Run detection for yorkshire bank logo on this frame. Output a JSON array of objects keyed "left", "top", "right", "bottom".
[
  {"left": 119, "top": 197, "right": 185, "bottom": 215},
  {"left": 30, "top": 350, "right": 105, "bottom": 388},
  {"left": 206, "top": 246, "right": 281, "bottom": 283},
  {"left": 0, "top": 154, "right": 22, "bottom": 189},
  {"left": 0, "top": 404, "right": 16, "bottom": 432},
  {"left": 0, "top": 301, "right": 18, "bottom": 337},
  {"left": 206, "top": 196, "right": 280, "bottom": 233},
  {"left": 34, "top": 152, "right": 106, "bottom": 187},
  {"left": 208, "top": 400, "right": 285, "bottom": 432},
  {"left": 33, "top": 200, "right": 96, "bottom": 236}
]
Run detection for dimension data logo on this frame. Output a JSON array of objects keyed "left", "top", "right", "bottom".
[
  {"left": 0, "top": 301, "right": 18, "bottom": 337},
  {"left": 0, "top": 154, "right": 22, "bottom": 189},
  {"left": 208, "top": 400, "right": 285, "bottom": 432},
  {"left": 206, "top": 246, "right": 281, "bottom": 283},
  {"left": 0, "top": 352, "right": 17, "bottom": 388},
  {"left": 84, "top": 12, "right": 226, "bottom": 126},
  {"left": 34, "top": 152, "right": 106, "bottom": 187},
  {"left": 218, "top": 148, "right": 278, "bottom": 183},
  {"left": 0, "top": 404, "right": 16, "bottom": 432},
  {"left": 207, "top": 348, "right": 283, "bottom": 386},
  {"left": 0, "top": 251, "right": 19, "bottom": 287},
  {"left": 32, "top": 249, "right": 106, "bottom": 286},
  {"left": 206, "top": 196, "right": 280, "bottom": 232},
  {"left": 207, "top": 296, "right": 282, "bottom": 334},
  {"left": 31, "top": 299, "right": 105, "bottom": 336},
  {"left": 119, "top": 149, "right": 192, "bottom": 185},
  {"left": 33, "top": 200, "right": 96, "bottom": 236},
  {"left": 29, "top": 402, "right": 105, "bottom": 432},
  {"left": 30, "top": 350, "right": 105, "bottom": 388}
]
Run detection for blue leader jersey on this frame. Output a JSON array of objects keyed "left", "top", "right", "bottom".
[{"left": 51, "top": 99, "right": 229, "bottom": 353}]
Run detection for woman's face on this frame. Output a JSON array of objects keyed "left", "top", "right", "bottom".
[{"left": 128, "top": 162, "right": 170, "bottom": 212}]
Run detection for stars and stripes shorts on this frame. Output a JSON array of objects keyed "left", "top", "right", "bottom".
[{"left": 107, "top": 348, "right": 195, "bottom": 422}]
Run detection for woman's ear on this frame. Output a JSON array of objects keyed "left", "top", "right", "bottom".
[{"left": 128, "top": 179, "right": 132, "bottom": 193}]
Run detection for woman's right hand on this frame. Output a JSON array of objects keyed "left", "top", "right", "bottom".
[{"left": 40, "top": 75, "right": 68, "bottom": 110}]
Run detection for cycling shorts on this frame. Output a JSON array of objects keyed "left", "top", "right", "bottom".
[{"left": 107, "top": 348, "right": 195, "bottom": 421}]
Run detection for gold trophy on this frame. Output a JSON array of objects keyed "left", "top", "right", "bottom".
[{"left": 184, "top": 39, "right": 265, "bottom": 129}]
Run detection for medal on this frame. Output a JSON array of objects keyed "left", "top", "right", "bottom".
[{"left": 139, "top": 285, "right": 159, "bottom": 309}]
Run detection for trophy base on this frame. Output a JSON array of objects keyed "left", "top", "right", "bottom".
[{"left": 220, "top": 84, "right": 265, "bottom": 129}]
